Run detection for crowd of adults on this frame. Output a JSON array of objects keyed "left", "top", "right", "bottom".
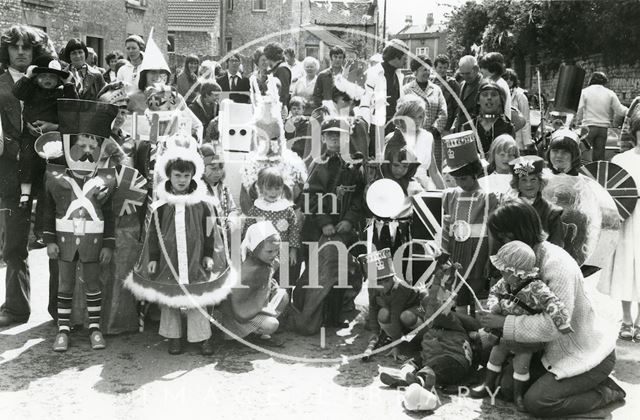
[{"left": 0, "top": 23, "right": 637, "bottom": 418}]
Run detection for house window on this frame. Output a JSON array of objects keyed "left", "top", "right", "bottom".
[
  {"left": 415, "top": 47, "right": 429, "bottom": 56},
  {"left": 305, "top": 45, "right": 319, "bottom": 59},
  {"left": 226, "top": 37, "right": 232, "bottom": 52},
  {"left": 227, "top": 0, "right": 233, "bottom": 10},
  {"left": 252, "top": 0, "right": 267, "bottom": 11},
  {"left": 168, "top": 32, "right": 175, "bottom": 53},
  {"left": 86, "top": 36, "right": 104, "bottom": 67}
]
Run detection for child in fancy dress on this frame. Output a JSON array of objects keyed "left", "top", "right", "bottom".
[{"left": 244, "top": 167, "right": 301, "bottom": 285}]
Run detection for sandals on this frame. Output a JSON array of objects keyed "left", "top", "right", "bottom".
[
  {"left": 619, "top": 323, "right": 633, "bottom": 341},
  {"left": 634, "top": 325, "right": 640, "bottom": 342}
]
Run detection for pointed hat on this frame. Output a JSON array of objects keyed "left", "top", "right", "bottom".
[{"left": 138, "top": 28, "right": 170, "bottom": 74}]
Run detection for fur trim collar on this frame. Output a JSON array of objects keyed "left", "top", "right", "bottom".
[
  {"left": 154, "top": 179, "right": 209, "bottom": 206},
  {"left": 254, "top": 197, "right": 292, "bottom": 212}
]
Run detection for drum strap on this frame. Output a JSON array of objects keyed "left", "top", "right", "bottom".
[{"left": 495, "top": 278, "right": 542, "bottom": 315}]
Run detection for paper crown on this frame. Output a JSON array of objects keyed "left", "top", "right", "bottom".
[
  {"left": 509, "top": 155, "right": 544, "bottom": 177},
  {"left": 98, "top": 82, "right": 129, "bottom": 107},
  {"left": 155, "top": 134, "right": 204, "bottom": 181},
  {"left": 358, "top": 248, "right": 395, "bottom": 280},
  {"left": 442, "top": 130, "right": 480, "bottom": 173},
  {"left": 199, "top": 142, "right": 222, "bottom": 166}
]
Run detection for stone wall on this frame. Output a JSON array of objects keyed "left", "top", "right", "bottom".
[
  {"left": 525, "top": 54, "right": 640, "bottom": 106},
  {"left": 224, "top": 0, "right": 298, "bottom": 57},
  {"left": 173, "top": 31, "right": 218, "bottom": 57},
  {"left": 0, "top": 0, "right": 168, "bottom": 67}
]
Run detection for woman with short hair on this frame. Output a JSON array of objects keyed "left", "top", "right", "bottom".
[
  {"left": 117, "top": 34, "right": 145, "bottom": 94},
  {"left": 504, "top": 68, "right": 533, "bottom": 152},
  {"left": 62, "top": 38, "right": 105, "bottom": 100},
  {"left": 290, "top": 56, "right": 319, "bottom": 115},
  {"left": 479, "top": 52, "right": 512, "bottom": 118},
  {"left": 478, "top": 200, "right": 624, "bottom": 418}
]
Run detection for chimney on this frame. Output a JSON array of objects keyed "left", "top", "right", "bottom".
[
  {"left": 405, "top": 15, "right": 413, "bottom": 26},
  {"left": 426, "top": 13, "right": 435, "bottom": 28}
]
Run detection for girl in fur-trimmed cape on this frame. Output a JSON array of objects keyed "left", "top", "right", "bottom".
[{"left": 124, "top": 135, "right": 235, "bottom": 355}]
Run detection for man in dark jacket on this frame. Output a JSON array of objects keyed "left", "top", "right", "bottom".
[
  {"left": 311, "top": 46, "right": 346, "bottom": 110},
  {"left": 0, "top": 24, "right": 53, "bottom": 326},
  {"left": 264, "top": 43, "right": 291, "bottom": 107},
  {"left": 189, "top": 80, "right": 221, "bottom": 129},
  {"left": 216, "top": 54, "right": 250, "bottom": 104},
  {"left": 453, "top": 55, "right": 483, "bottom": 132}
]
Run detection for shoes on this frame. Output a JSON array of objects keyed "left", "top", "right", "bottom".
[
  {"left": 0, "top": 310, "right": 28, "bottom": 327},
  {"left": 90, "top": 330, "right": 106, "bottom": 350},
  {"left": 201, "top": 338, "right": 215, "bottom": 356},
  {"left": 249, "top": 334, "right": 284, "bottom": 348},
  {"left": 380, "top": 370, "right": 409, "bottom": 388},
  {"left": 599, "top": 376, "right": 626, "bottom": 404},
  {"left": 634, "top": 325, "right": 640, "bottom": 342},
  {"left": 29, "top": 238, "right": 46, "bottom": 250},
  {"left": 513, "top": 379, "right": 528, "bottom": 412},
  {"left": 469, "top": 369, "right": 500, "bottom": 399},
  {"left": 619, "top": 323, "right": 633, "bottom": 341},
  {"left": 168, "top": 338, "right": 183, "bottom": 355},
  {"left": 53, "top": 332, "right": 69, "bottom": 352}
]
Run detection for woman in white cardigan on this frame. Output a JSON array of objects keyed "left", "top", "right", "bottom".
[{"left": 478, "top": 200, "right": 624, "bottom": 417}]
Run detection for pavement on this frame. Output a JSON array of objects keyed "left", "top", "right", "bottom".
[{"left": 1, "top": 247, "right": 639, "bottom": 420}]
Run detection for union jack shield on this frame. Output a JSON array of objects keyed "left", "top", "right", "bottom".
[
  {"left": 581, "top": 161, "right": 638, "bottom": 220},
  {"left": 113, "top": 165, "right": 148, "bottom": 217}
]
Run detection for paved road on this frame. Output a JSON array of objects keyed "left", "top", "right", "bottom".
[{"left": 1, "top": 248, "right": 639, "bottom": 420}]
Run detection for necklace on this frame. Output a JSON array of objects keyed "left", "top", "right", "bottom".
[{"left": 451, "top": 191, "right": 477, "bottom": 242}]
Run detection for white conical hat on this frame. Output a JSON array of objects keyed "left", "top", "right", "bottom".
[{"left": 138, "top": 28, "right": 170, "bottom": 74}]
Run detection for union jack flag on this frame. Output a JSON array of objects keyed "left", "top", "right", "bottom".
[
  {"left": 113, "top": 166, "right": 148, "bottom": 217},
  {"left": 407, "top": 191, "right": 443, "bottom": 286},
  {"left": 581, "top": 161, "right": 638, "bottom": 220}
]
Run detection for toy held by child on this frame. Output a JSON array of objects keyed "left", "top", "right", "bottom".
[
  {"left": 470, "top": 240, "right": 573, "bottom": 411},
  {"left": 124, "top": 134, "right": 235, "bottom": 356},
  {"left": 12, "top": 55, "right": 78, "bottom": 208}
]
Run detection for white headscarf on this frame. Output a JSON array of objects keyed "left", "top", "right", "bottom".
[{"left": 241, "top": 221, "right": 280, "bottom": 261}]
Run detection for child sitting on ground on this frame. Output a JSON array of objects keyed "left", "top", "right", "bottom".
[
  {"left": 470, "top": 240, "right": 573, "bottom": 411},
  {"left": 362, "top": 248, "right": 428, "bottom": 358}
]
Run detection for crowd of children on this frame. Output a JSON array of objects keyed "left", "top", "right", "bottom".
[{"left": 2, "top": 28, "right": 632, "bottom": 418}]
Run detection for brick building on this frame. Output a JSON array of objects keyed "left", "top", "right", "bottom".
[
  {"left": 0, "top": 0, "right": 168, "bottom": 67},
  {"left": 221, "top": 0, "right": 378, "bottom": 64},
  {"left": 167, "top": 0, "right": 220, "bottom": 57},
  {"left": 393, "top": 14, "right": 447, "bottom": 68}
]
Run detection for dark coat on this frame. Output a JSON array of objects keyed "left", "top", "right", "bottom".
[
  {"left": 72, "top": 65, "right": 105, "bottom": 100},
  {"left": 463, "top": 115, "right": 515, "bottom": 155},
  {"left": 12, "top": 76, "right": 78, "bottom": 188},
  {"left": 216, "top": 73, "right": 250, "bottom": 104},
  {"left": 368, "top": 280, "right": 427, "bottom": 336},
  {"left": 269, "top": 61, "right": 291, "bottom": 106},
  {"left": 532, "top": 194, "right": 564, "bottom": 248},
  {"left": 454, "top": 74, "right": 482, "bottom": 132},
  {"left": 189, "top": 97, "right": 218, "bottom": 128},
  {"left": 301, "top": 153, "right": 365, "bottom": 241},
  {"left": 311, "top": 68, "right": 335, "bottom": 109},
  {"left": 0, "top": 72, "right": 23, "bottom": 198},
  {"left": 434, "top": 76, "right": 461, "bottom": 131}
]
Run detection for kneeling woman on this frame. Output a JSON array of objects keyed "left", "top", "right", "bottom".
[
  {"left": 214, "top": 222, "right": 289, "bottom": 347},
  {"left": 478, "top": 200, "right": 624, "bottom": 417}
]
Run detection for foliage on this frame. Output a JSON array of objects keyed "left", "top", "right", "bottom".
[{"left": 446, "top": 0, "right": 640, "bottom": 68}]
